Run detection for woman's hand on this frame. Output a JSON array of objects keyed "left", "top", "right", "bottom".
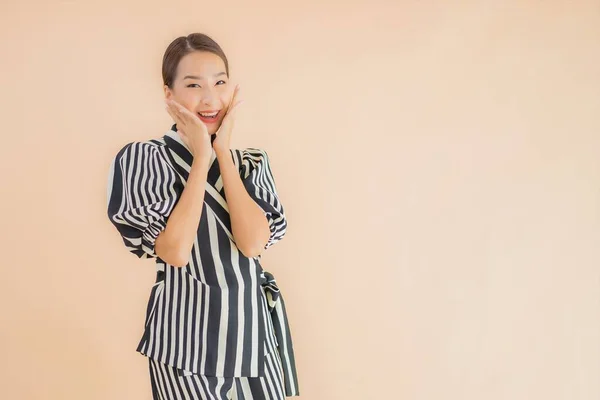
[
  {"left": 165, "top": 99, "right": 213, "bottom": 164},
  {"left": 213, "top": 84, "right": 244, "bottom": 155}
]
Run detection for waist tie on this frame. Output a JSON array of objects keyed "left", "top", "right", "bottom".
[{"left": 260, "top": 271, "right": 300, "bottom": 397}]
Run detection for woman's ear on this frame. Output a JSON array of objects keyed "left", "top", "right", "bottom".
[{"left": 163, "top": 85, "right": 172, "bottom": 100}]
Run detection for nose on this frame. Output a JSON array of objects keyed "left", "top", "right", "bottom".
[{"left": 200, "top": 87, "right": 218, "bottom": 106}]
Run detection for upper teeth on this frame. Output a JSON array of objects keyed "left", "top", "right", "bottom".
[{"left": 199, "top": 112, "right": 218, "bottom": 117}]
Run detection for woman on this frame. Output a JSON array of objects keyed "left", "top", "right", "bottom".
[{"left": 106, "top": 33, "right": 299, "bottom": 399}]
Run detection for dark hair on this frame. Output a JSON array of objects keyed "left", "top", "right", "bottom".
[{"left": 162, "top": 33, "right": 229, "bottom": 89}]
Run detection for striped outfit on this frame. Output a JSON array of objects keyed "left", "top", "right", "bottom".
[
  {"left": 148, "top": 344, "right": 286, "bottom": 399},
  {"left": 106, "top": 125, "right": 299, "bottom": 398}
]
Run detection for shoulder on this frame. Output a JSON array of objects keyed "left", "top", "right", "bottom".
[
  {"left": 115, "top": 138, "right": 165, "bottom": 157},
  {"left": 112, "top": 139, "right": 169, "bottom": 167},
  {"left": 232, "top": 147, "right": 273, "bottom": 180},
  {"left": 240, "top": 147, "right": 270, "bottom": 163},
  {"left": 231, "top": 147, "right": 270, "bottom": 166}
]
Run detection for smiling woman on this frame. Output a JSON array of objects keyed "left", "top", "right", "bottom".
[
  {"left": 106, "top": 32, "right": 299, "bottom": 399},
  {"left": 163, "top": 38, "right": 231, "bottom": 135}
]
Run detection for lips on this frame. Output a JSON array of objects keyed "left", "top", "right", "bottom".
[{"left": 197, "top": 111, "right": 220, "bottom": 124}]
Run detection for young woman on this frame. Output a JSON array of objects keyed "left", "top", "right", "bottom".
[{"left": 106, "top": 33, "right": 299, "bottom": 399}]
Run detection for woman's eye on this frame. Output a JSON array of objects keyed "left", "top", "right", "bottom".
[{"left": 187, "top": 81, "right": 225, "bottom": 87}]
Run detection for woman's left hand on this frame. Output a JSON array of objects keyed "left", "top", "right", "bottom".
[{"left": 213, "top": 83, "right": 244, "bottom": 154}]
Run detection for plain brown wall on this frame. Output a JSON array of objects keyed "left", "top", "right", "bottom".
[{"left": 1, "top": 1, "right": 599, "bottom": 399}]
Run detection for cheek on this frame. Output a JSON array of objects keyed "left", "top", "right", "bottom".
[
  {"left": 174, "top": 91, "right": 199, "bottom": 109},
  {"left": 222, "top": 86, "right": 235, "bottom": 103},
  {"left": 183, "top": 96, "right": 200, "bottom": 110},
  {"left": 172, "top": 96, "right": 191, "bottom": 111},
  {"left": 220, "top": 93, "right": 231, "bottom": 108}
]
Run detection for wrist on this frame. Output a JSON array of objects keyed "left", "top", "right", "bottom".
[
  {"left": 214, "top": 146, "right": 231, "bottom": 159},
  {"left": 191, "top": 157, "right": 211, "bottom": 172}
]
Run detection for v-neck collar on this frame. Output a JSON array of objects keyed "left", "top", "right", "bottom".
[
  {"left": 163, "top": 124, "right": 221, "bottom": 186},
  {"left": 164, "top": 123, "right": 218, "bottom": 156}
]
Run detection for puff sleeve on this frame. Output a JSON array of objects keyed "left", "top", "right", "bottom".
[
  {"left": 240, "top": 148, "right": 288, "bottom": 250},
  {"left": 106, "top": 142, "right": 180, "bottom": 259}
]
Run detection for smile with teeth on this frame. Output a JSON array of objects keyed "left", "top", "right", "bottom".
[{"left": 198, "top": 111, "right": 219, "bottom": 119}]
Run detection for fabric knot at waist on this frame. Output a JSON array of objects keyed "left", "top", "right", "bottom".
[
  {"left": 260, "top": 270, "right": 281, "bottom": 313},
  {"left": 258, "top": 270, "right": 300, "bottom": 396}
]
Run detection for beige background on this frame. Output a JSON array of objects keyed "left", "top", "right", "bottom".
[{"left": 1, "top": 1, "right": 599, "bottom": 399}]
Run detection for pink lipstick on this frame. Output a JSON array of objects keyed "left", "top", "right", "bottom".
[{"left": 197, "top": 110, "right": 220, "bottom": 124}]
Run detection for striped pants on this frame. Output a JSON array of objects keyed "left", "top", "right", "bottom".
[{"left": 148, "top": 350, "right": 286, "bottom": 399}]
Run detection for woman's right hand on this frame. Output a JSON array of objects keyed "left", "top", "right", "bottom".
[{"left": 165, "top": 99, "right": 213, "bottom": 164}]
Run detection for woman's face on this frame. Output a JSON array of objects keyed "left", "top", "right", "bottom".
[{"left": 164, "top": 51, "right": 232, "bottom": 136}]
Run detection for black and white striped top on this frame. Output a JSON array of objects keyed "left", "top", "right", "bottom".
[{"left": 106, "top": 124, "right": 299, "bottom": 396}]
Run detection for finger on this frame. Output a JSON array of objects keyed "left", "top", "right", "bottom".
[
  {"left": 166, "top": 105, "right": 185, "bottom": 129},
  {"left": 169, "top": 102, "right": 188, "bottom": 125},
  {"left": 167, "top": 98, "right": 184, "bottom": 110},
  {"left": 177, "top": 106, "right": 209, "bottom": 135},
  {"left": 225, "top": 84, "right": 239, "bottom": 112},
  {"left": 231, "top": 84, "right": 240, "bottom": 107},
  {"left": 223, "top": 86, "right": 241, "bottom": 119},
  {"left": 165, "top": 100, "right": 181, "bottom": 120},
  {"left": 166, "top": 100, "right": 190, "bottom": 126},
  {"left": 167, "top": 100, "right": 209, "bottom": 135},
  {"left": 227, "top": 99, "right": 244, "bottom": 118},
  {"left": 165, "top": 104, "right": 180, "bottom": 123},
  {"left": 171, "top": 100, "right": 198, "bottom": 123}
]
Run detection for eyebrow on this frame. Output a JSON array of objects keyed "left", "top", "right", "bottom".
[{"left": 183, "top": 72, "right": 227, "bottom": 80}]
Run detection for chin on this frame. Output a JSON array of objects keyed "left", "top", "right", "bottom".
[{"left": 209, "top": 123, "right": 222, "bottom": 136}]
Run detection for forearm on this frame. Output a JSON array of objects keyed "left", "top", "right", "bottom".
[
  {"left": 155, "top": 159, "right": 209, "bottom": 267},
  {"left": 217, "top": 149, "right": 270, "bottom": 257}
]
